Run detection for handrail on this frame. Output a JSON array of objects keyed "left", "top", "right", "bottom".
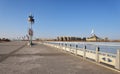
[{"left": 43, "top": 41, "right": 120, "bottom": 70}]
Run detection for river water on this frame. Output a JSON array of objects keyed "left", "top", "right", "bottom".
[{"left": 77, "top": 42, "right": 120, "bottom": 54}]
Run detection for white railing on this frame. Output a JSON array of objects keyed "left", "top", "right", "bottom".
[{"left": 43, "top": 41, "right": 120, "bottom": 70}]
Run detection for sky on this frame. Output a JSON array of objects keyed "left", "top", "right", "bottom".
[{"left": 0, "top": 0, "right": 120, "bottom": 40}]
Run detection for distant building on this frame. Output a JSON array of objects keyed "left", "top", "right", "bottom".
[
  {"left": 57, "top": 36, "right": 81, "bottom": 41},
  {"left": 86, "top": 34, "right": 102, "bottom": 42}
]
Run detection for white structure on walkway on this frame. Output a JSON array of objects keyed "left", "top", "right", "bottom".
[{"left": 44, "top": 41, "right": 120, "bottom": 71}]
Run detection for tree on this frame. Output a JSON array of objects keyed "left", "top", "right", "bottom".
[{"left": 82, "top": 37, "right": 86, "bottom": 41}]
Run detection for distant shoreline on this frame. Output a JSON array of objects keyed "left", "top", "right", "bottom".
[
  {"left": 45, "top": 40, "right": 120, "bottom": 42},
  {"left": 0, "top": 41, "right": 10, "bottom": 43}
]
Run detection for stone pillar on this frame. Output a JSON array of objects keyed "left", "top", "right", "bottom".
[
  {"left": 61, "top": 43, "right": 63, "bottom": 49},
  {"left": 83, "top": 45, "right": 86, "bottom": 59},
  {"left": 115, "top": 49, "right": 120, "bottom": 70},
  {"left": 65, "top": 43, "right": 67, "bottom": 51},
  {"left": 96, "top": 47, "right": 100, "bottom": 62},
  {"left": 69, "top": 44, "right": 72, "bottom": 52},
  {"left": 75, "top": 45, "right": 78, "bottom": 55}
]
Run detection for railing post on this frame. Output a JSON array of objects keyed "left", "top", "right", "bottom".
[
  {"left": 75, "top": 45, "right": 78, "bottom": 55},
  {"left": 83, "top": 45, "right": 86, "bottom": 59},
  {"left": 65, "top": 43, "right": 67, "bottom": 51},
  {"left": 61, "top": 43, "right": 63, "bottom": 49},
  {"left": 61, "top": 43, "right": 64, "bottom": 50},
  {"left": 60, "top": 43, "right": 61, "bottom": 48},
  {"left": 57, "top": 43, "right": 60, "bottom": 48},
  {"left": 54, "top": 43, "right": 56, "bottom": 47},
  {"left": 63, "top": 43, "right": 64, "bottom": 50},
  {"left": 57, "top": 43, "right": 59, "bottom": 48},
  {"left": 56, "top": 43, "right": 58, "bottom": 48},
  {"left": 115, "top": 49, "right": 120, "bottom": 70},
  {"left": 70, "top": 44, "right": 72, "bottom": 52},
  {"left": 96, "top": 47, "right": 100, "bottom": 62},
  {"left": 58, "top": 43, "right": 60, "bottom": 48}
]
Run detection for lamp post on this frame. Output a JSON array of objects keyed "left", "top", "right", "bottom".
[{"left": 28, "top": 14, "right": 35, "bottom": 46}]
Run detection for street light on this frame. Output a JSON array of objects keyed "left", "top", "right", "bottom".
[{"left": 28, "top": 14, "right": 35, "bottom": 46}]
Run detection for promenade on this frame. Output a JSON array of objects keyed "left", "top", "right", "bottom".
[{"left": 0, "top": 41, "right": 119, "bottom": 74}]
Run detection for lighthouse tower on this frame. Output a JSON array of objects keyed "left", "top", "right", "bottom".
[{"left": 91, "top": 29, "right": 95, "bottom": 36}]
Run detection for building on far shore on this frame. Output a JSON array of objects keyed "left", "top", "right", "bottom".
[
  {"left": 57, "top": 36, "right": 82, "bottom": 41},
  {"left": 86, "top": 34, "right": 102, "bottom": 42}
]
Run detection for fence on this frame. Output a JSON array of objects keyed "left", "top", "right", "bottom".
[{"left": 43, "top": 41, "right": 120, "bottom": 70}]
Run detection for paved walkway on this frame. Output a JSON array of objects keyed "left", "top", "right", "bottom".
[{"left": 0, "top": 41, "right": 119, "bottom": 74}]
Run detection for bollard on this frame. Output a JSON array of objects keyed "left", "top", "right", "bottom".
[
  {"left": 96, "top": 47, "right": 100, "bottom": 62},
  {"left": 83, "top": 45, "right": 86, "bottom": 59},
  {"left": 115, "top": 49, "right": 120, "bottom": 70}
]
